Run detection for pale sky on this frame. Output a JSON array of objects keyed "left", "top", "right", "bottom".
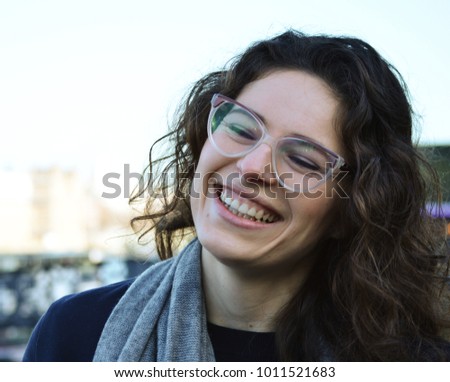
[{"left": 1, "top": 0, "right": 449, "bottom": 182}]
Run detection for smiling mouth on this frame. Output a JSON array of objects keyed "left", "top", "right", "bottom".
[{"left": 216, "top": 188, "right": 281, "bottom": 224}]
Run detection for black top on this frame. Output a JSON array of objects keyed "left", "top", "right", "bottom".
[
  {"left": 22, "top": 279, "right": 277, "bottom": 362},
  {"left": 208, "top": 322, "right": 277, "bottom": 361}
]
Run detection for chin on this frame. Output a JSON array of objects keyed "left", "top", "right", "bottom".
[{"left": 198, "top": 232, "right": 261, "bottom": 266}]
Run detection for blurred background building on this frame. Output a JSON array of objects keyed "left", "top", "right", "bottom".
[
  {"left": 0, "top": 166, "right": 155, "bottom": 361},
  {"left": 2, "top": 168, "right": 89, "bottom": 254}
]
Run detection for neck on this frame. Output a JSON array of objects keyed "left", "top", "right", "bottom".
[{"left": 201, "top": 248, "right": 313, "bottom": 332}]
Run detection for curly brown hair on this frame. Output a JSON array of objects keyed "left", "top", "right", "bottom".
[{"left": 130, "top": 30, "right": 450, "bottom": 361}]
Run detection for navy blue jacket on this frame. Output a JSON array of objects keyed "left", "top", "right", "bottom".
[{"left": 23, "top": 280, "right": 133, "bottom": 361}]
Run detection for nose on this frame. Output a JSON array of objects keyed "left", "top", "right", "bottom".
[{"left": 236, "top": 143, "right": 278, "bottom": 186}]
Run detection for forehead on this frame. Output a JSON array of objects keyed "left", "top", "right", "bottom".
[{"left": 235, "top": 70, "right": 343, "bottom": 156}]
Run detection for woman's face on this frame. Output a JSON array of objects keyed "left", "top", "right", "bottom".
[{"left": 190, "top": 69, "right": 345, "bottom": 273}]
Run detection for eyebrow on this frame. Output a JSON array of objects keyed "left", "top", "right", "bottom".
[
  {"left": 252, "top": 110, "right": 267, "bottom": 124},
  {"left": 235, "top": 101, "right": 268, "bottom": 125}
]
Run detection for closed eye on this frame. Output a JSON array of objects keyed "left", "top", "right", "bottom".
[
  {"left": 287, "top": 155, "right": 321, "bottom": 172},
  {"left": 224, "top": 123, "right": 259, "bottom": 141}
]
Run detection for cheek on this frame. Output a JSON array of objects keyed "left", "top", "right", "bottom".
[
  {"left": 190, "top": 141, "right": 228, "bottom": 222},
  {"left": 195, "top": 139, "right": 224, "bottom": 175},
  {"left": 193, "top": 141, "right": 236, "bottom": 191},
  {"left": 191, "top": 142, "right": 214, "bottom": 197},
  {"left": 189, "top": 182, "right": 200, "bottom": 223},
  {"left": 289, "top": 196, "right": 337, "bottom": 236}
]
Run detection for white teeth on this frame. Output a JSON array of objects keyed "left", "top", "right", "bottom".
[
  {"left": 230, "top": 199, "right": 240, "bottom": 211},
  {"left": 238, "top": 203, "right": 249, "bottom": 214},
  {"left": 255, "top": 209, "right": 264, "bottom": 220},
  {"left": 219, "top": 192, "right": 277, "bottom": 223}
]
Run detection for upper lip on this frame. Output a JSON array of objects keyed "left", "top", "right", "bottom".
[{"left": 215, "top": 181, "right": 283, "bottom": 219}]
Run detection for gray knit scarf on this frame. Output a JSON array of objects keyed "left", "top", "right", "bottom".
[{"left": 93, "top": 239, "right": 215, "bottom": 361}]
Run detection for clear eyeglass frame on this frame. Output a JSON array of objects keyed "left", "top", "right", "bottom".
[{"left": 207, "top": 93, "right": 347, "bottom": 192}]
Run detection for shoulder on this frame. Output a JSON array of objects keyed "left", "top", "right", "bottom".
[
  {"left": 52, "top": 278, "right": 133, "bottom": 318},
  {"left": 432, "top": 339, "right": 450, "bottom": 361},
  {"left": 23, "top": 279, "right": 133, "bottom": 362},
  {"left": 413, "top": 338, "right": 450, "bottom": 361}
]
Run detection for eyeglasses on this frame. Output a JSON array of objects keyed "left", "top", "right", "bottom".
[{"left": 207, "top": 93, "right": 347, "bottom": 192}]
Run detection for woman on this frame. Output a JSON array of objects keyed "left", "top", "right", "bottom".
[{"left": 23, "top": 30, "right": 450, "bottom": 362}]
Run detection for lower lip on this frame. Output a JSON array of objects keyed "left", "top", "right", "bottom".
[{"left": 214, "top": 193, "right": 279, "bottom": 229}]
